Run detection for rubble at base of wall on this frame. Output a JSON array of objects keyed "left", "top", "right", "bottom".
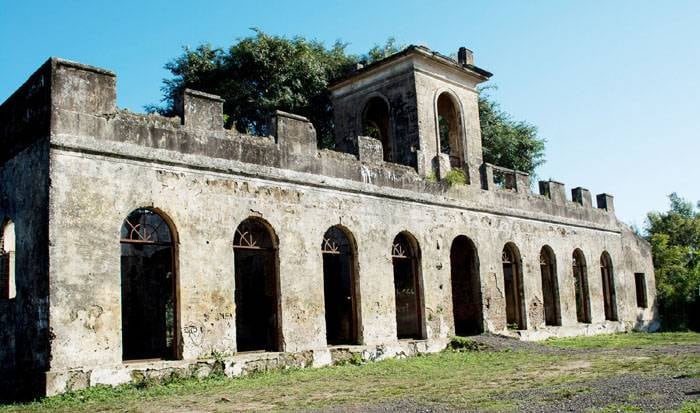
[
  {"left": 39, "top": 320, "right": 654, "bottom": 397},
  {"left": 43, "top": 339, "right": 447, "bottom": 396},
  {"left": 506, "top": 320, "right": 631, "bottom": 341}
]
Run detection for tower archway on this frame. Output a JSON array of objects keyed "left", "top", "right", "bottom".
[
  {"left": 436, "top": 92, "right": 464, "bottom": 168},
  {"left": 362, "top": 96, "right": 392, "bottom": 162}
]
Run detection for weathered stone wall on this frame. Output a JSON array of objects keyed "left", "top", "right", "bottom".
[
  {"left": 0, "top": 58, "right": 658, "bottom": 397},
  {"left": 0, "top": 139, "right": 51, "bottom": 398},
  {"left": 0, "top": 61, "right": 54, "bottom": 399}
]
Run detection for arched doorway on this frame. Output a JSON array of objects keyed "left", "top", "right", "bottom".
[
  {"left": 450, "top": 235, "right": 482, "bottom": 335},
  {"left": 572, "top": 249, "right": 591, "bottom": 323},
  {"left": 392, "top": 232, "right": 423, "bottom": 339},
  {"left": 362, "top": 96, "right": 392, "bottom": 162},
  {"left": 539, "top": 246, "right": 561, "bottom": 326},
  {"left": 600, "top": 251, "right": 617, "bottom": 321},
  {"left": 502, "top": 243, "right": 526, "bottom": 330},
  {"left": 321, "top": 226, "right": 359, "bottom": 345},
  {"left": 436, "top": 92, "right": 464, "bottom": 168},
  {"left": 120, "top": 208, "right": 178, "bottom": 360},
  {"left": 233, "top": 218, "right": 281, "bottom": 352}
]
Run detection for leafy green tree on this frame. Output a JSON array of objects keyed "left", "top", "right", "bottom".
[
  {"left": 149, "top": 29, "right": 355, "bottom": 146},
  {"left": 645, "top": 193, "right": 700, "bottom": 330},
  {"left": 478, "top": 87, "right": 545, "bottom": 175},
  {"left": 150, "top": 31, "right": 545, "bottom": 174}
]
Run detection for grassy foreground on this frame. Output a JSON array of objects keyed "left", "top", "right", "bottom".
[{"left": 1, "top": 332, "right": 698, "bottom": 412}]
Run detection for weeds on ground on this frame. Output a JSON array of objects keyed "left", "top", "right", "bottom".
[
  {"left": 447, "top": 336, "right": 489, "bottom": 352},
  {"left": 1, "top": 332, "right": 698, "bottom": 413}
]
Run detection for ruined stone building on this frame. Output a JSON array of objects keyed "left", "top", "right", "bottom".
[{"left": 0, "top": 45, "right": 657, "bottom": 398}]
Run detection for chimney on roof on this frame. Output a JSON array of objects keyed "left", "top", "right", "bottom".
[{"left": 458, "top": 47, "right": 474, "bottom": 66}]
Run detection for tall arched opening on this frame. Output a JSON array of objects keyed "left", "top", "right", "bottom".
[
  {"left": 362, "top": 96, "right": 392, "bottom": 162},
  {"left": 600, "top": 251, "right": 617, "bottom": 321},
  {"left": 502, "top": 243, "right": 526, "bottom": 330},
  {"left": 539, "top": 246, "right": 561, "bottom": 326},
  {"left": 436, "top": 92, "right": 464, "bottom": 168},
  {"left": 572, "top": 249, "right": 591, "bottom": 323},
  {"left": 233, "top": 218, "right": 281, "bottom": 352},
  {"left": 392, "top": 232, "right": 423, "bottom": 339},
  {"left": 450, "top": 235, "right": 482, "bottom": 335},
  {"left": 120, "top": 208, "right": 178, "bottom": 360},
  {"left": 321, "top": 226, "right": 360, "bottom": 345}
]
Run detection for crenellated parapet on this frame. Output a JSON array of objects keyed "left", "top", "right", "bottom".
[{"left": 1, "top": 57, "right": 620, "bottom": 231}]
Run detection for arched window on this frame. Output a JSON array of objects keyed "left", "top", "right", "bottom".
[
  {"left": 436, "top": 92, "right": 464, "bottom": 168},
  {"left": 502, "top": 243, "right": 526, "bottom": 330},
  {"left": 321, "top": 226, "right": 360, "bottom": 345},
  {"left": 233, "top": 218, "right": 281, "bottom": 352},
  {"left": 450, "top": 235, "right": 482, "bottom": 335},
  {"left": 392, "top": 232, "right": 423, "bottom": 339},
  {"left": 120, "top": 208, "right": 178, "bottom": 360},
  {"left": 539, "top": 246, "right": 561, "bottom": 326},
  {"left": 572, "top": 249, "right": 591, "bottom": 323},
  {"left": 600, "top": 251, "right": 617, "bottom": 321},
  {"left": 362, "top": 96, "right": 392, "bottom": 162},
  {"left": 0, "top": 220, "right": 16, "bottom": 300}
]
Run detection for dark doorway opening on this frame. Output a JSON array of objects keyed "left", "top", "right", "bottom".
[
  {"left": 540, "top": 246, "right": 561, "bottom": 326},
  {"left": 600, "top": 251, "right": 617, "bottom": 321},
  {"left": 572, "top": 249, "right": 591, "bottom": 323},
  {"left": 322, "top": 226, "right": 359, "bottom": 345},
  {"left": 362, "top": 96, "right": 392, "bottom": 162},
  {"left": 502, "top": 243, "right": 526, "bottom": 330},
  {"left": 120, "top": 208, "right": 177, "bottom": 361},
  {"left": 392, "top": 232, "right": 423, "bottom": 339},
  {"left": 450, "top": 235, "right": 482, "bottom": 335},
  {"left": 234, "top": 218, "right": 280, "bottom": 352}
]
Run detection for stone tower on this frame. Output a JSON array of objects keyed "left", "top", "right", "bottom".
[{"left": 330, "top": 45, "right": 492, "bottom": 183}]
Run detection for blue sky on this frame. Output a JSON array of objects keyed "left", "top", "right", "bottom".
[{"left": 1, "top": 0, "right": 698, "bottom": 227}]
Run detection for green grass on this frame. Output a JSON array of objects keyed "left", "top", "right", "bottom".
[
  {"left": 1, "top": 332, "right": 698, "bottom": 412},
  {"left": 678, "top": 400, "right": 700, "bottom": 413},
  {"left": 587, "top": 403, "right": 644, "bottom": 412},
  {"left": 544, "top": 331, "right": 700, "bottom": 349}
]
